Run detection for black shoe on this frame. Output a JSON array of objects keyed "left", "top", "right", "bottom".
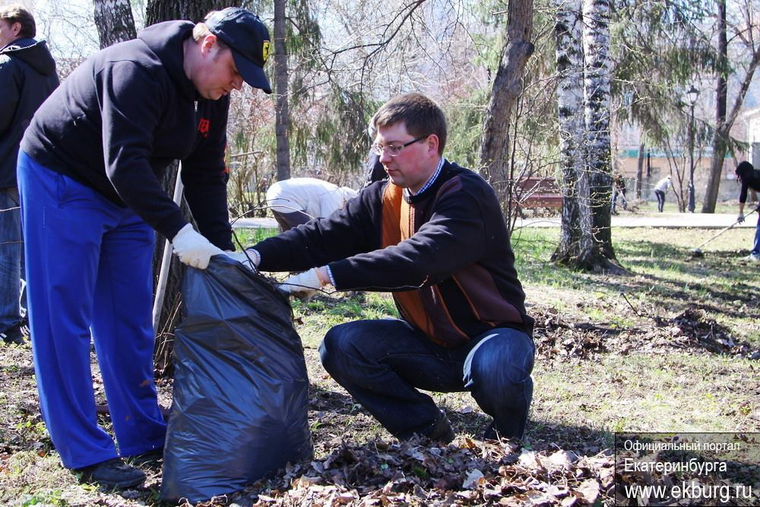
[
  {"left": 77, "top": 458, "right": 146, "bottom": 489},
  {"left": 483, "top": 422, "right": 498, "bottom": 440},
  {"left": 424, "top": 412, "right": 455, "bottom": 443},
  {"left": 483, "top": 422, "right": 524, "bottom": 441},
  {"left": 1, "top": 324, "right": 24, "bottom": 345},
  {"left": 129, "top": 447, "right": 163, "bottom": 466}
]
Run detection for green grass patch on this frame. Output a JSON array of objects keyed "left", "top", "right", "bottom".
[
  {"left": 511, "top": 227, "right": 759, "bottom": 344},
  {"left": 293, "top": 292, "right": 399, "bottom": 349},
  {"left": 231, "top": 227, "right": 279, "bottom": 248},
  {"left": 532, "top": 352, "right": 758, "bottom": 436},
  {"left": 2, "top": 221, "right": 758, "bottom": 506}
]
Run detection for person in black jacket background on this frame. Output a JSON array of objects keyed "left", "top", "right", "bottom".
[
  {"left": 735, "top": 161, "right": 760, "bottom": 262},
  {"left": 18, "top": 7, "right": 271, "bottom": 488},
  {"left": 0, "top": 4, "right": 58, "bottom": 345}
]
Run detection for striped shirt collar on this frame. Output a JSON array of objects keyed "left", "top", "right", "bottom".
[{"left": 405, "top": 157, "right": 445, "bottom": 198}]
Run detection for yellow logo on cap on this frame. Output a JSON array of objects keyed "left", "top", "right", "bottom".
[{"left": 262, "top": 41, "right": 271, "bottom": 63}]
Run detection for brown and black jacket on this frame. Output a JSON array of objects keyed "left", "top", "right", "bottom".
[{"left": 255, "top": 160, "right": 533, "bottom": 348}]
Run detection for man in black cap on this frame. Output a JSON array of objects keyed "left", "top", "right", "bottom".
[{"left": 17, "top": 7, "right": 271, "bottom": 488}]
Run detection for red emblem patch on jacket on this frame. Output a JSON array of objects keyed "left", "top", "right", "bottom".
[{"left": 198, "top": 118, "right": 210, "bottom": 138}]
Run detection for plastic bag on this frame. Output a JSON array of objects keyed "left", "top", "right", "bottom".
[{"left": 161, "top": 255, "right": 313, "bottom": 503}]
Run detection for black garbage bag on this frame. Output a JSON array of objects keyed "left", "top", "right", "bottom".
[{"left": 161, "top": 255, "right": 313, "bottom": 503}]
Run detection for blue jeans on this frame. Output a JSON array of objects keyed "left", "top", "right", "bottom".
[
  {"left": 0, "top": 186, "right": 22, "bottom": 334},
  {"left": 753, "top": 212, "right": 760, "bottom": 256},
  {"left": 655, "top": 189, "right": 665, "bottom": 212},
  {"left": 612, "top": 189, "right": 627, "bottom": 213},
  {"left": 272, "top": 210, "right": 311, "bottom": 232},
  {"left": 17, "top": 152, "right": 166, "bottom": 469},
  {"left": 319, "top": 319, "right": 535, "bottom": 439}
]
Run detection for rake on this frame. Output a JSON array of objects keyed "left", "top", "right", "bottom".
[{"left": 690, "top": 207, "right": 756, "bottom": 258}]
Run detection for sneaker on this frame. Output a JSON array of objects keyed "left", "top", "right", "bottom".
[
  {"left": 483, "top": 422, "right": 498, "bottom": 440},
  {"left": 424, "top": 412, "right": 455, "bottom": 444},
  {"left": 745, "top": 253, "right": 760, "bottom": 262},
  {"left": 77, "top": 458, "right": 146, "bottom": 489},
  {"left": 1, "top": 324, "right": 24, "bottom": 345},
  {"left": 483, "top": 421, "right": 523, "bottom": 441},
  {"left": 129, "top": 447, "right": 163, "bottom": 466}
]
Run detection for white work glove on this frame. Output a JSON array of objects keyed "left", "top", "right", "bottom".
[
  {"left": 279, "top": 268, "right": 324, "bottom": 299},
  {"left": 171, "top": 224, "right": 223, "bottom": 269},
  {"left": 226, "top": 248, "right": 260, "bottom": 271},
  {"left": 737, "top": 213, "right": 745, "bottom": 224}
]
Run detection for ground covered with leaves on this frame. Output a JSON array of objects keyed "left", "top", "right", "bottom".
[{"left": 1, "top": 226, "right": 758, "bottom": 506}]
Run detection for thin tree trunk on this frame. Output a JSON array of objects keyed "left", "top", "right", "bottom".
[
  {"left": 478, "top": 0, "right": 534, "bottom": 208},
  {"left": 274, "top": 0, "right": 291, "bottom": 182},
  {"left": 635, "top": 143, "right": 644, "bottom": 199},
  {"left": 702, "top": 0, "right": 728, "bottom": 213},
  {"left": 93, "top": 0, "right": 136, "bottom": 49}
]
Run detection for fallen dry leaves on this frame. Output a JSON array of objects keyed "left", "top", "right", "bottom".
[
  {"left": 532, "top": 307, "right": 758, "bottom": 360},
  {"left": 222, "top": 437, "right": 615, "bottom": 506}
]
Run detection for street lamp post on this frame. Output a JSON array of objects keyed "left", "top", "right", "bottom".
[{"left": 686, "top": 85, "right": 700, "bottom": 213}]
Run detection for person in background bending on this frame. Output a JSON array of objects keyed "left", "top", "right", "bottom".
[
  {"left": 265, "top": 177, "right": 358, "bottom": 231},
  {"left": 653, "top": 175, "right": 671, "bottom": 212}
]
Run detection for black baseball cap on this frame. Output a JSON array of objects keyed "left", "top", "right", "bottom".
[{"left": 204, "top": 8, "right": 272, "bottom": 94}]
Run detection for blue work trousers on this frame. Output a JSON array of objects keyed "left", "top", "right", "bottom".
[
  {"left": 319, "top": 319, "right": 535, "bottom": 439},
  {"left": 0, "top": 186, "right": 22, "bottom": 334},
  {"left": 17, "top": 152, "right": 166, "bottom": 469},
  {"left": 753, "top": 212, "right": 760, "bottom": 256}
]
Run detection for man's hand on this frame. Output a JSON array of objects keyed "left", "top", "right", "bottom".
[
  {"left": 226, "top": 249, "right": 260, "bottom": 271},
  {"left": 279, "top": 268, "right": 324, "bottom": 299},
  {"left": 737, "top": 213, "right": 745, "bottom": 224},
  {"left": 171, "top": 224, "right": 223, "bottom": 269}
]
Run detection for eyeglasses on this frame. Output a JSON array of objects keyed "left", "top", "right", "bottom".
[{"left": 371, "top": 136, "right": 427, "bottom": 157}]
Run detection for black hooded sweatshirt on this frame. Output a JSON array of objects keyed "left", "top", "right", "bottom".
[
  {"left": 0, "top": 38, "right": 58, "bottom": 189},
  {"left": 739, "top": 168, "right": 760, "bottom": 204},
  {"left": 21, "top": 21, "right": 233, "bottom": 249}
]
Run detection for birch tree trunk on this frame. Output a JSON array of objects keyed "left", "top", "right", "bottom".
[
  {"left": 581, "top": 0, "right": 619, "bottom": 268},
  {"left": 274, "top": 0, "right": 291, "bottom": 181},
  {"left": 552, "top": 0, "right": 619, "bottom": 271},
  {"left": 93, "top": 0, "right": 136, "bottom": 49},
  {"left": 478, "top": 0, "right": 534, "bottom": 209},
  {"left": 552, "top": 0, "right": 594, "bottom": 265}
]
